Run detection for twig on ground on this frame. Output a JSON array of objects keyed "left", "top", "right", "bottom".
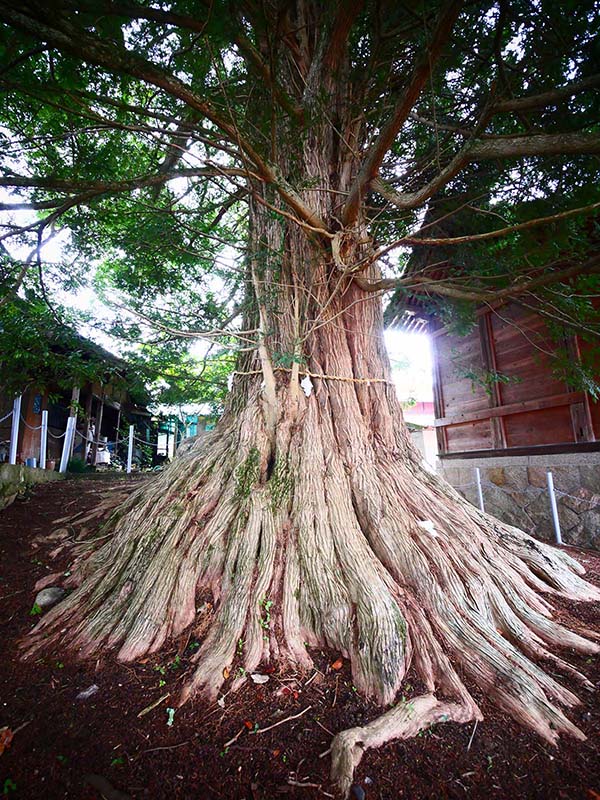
[
  {"left": 467, "top": 719, "right": 478, "bottom": 751},
  {"left": 254, "top": 705, "right": 312, "bottom": 734},
  {"left": 315, "top": 719, "right": 334, "bottom": 736},
  {"left": 12, "top": 719, "right": 32, "bottom": 736},
  {"left": 137, "top": 692, "right": 170, "bottom": 718},
  {"left": 304, "top": 670, "right": 320, "bottom": 687},
  {"left": 142, "top": 740, "right": 190, "bottom": 754},
  {"left": 223, "top": 727, "right": 245, "bottom": 748}
]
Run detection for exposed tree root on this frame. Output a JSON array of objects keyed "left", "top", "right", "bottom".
[
  {"left": 330, "top": 694, "right": 479, "bottom": 798},
  {"left": 22, "top": 382, "right": 600, "bottom": 797}
]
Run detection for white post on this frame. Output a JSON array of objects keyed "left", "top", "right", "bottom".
[
  {"left": 8, "top": 395, "right": 21, "bottom": 465},
  {"left": 126, "top": 425, "right": 134, "bottom": 474},
  {"left": 40, "top": 409, "right": 48, "bottom": 469},
  {"left": 475, "top": 467, "right": 485, "bottom": 512},
  {"left": 546, "top": 470, "right": 562, "bottom": 545},
  {"left": 59, "top": 416, "right": 76, "bottom": 473}
]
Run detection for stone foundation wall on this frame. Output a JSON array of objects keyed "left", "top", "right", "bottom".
[
  {"left": 0, "top": 463, "right": 64, "bottom": 511},
  {"left": 437, "top": 452, "right": 600, "bottom": 551}
]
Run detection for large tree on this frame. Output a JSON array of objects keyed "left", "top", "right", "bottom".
[{"left": 1, "top": 1, "right": 600, "bottom": 792}]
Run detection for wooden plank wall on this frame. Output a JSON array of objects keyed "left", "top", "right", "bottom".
[{"left": 431, "top": 303, "right": 597, "bottom": 454}]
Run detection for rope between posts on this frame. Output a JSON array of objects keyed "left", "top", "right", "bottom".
[
  {"left": 0, "top": 410, "right": 13, "bottom": 423},
  {"left": 133, "top": 434, "right": 159, "bottom": 448},
  {"left": 232, "top": 367, "right": 393, "bottom": 385},
  {"left": 20, "top": 415, "right": 42, "bottom": 431},
  {"left": 48, "top": 430, "right": 66, "bottom": 439}
]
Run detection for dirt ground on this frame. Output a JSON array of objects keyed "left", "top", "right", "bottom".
[{"left": 1, "top": 475, "right": 599, "bottom": 800}]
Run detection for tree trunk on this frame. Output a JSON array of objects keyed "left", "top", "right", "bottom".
[{"left": 23, "top": 9, "right": 600, "bottom": 792}]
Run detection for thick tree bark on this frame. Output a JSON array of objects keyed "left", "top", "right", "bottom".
[{"left": 24, "top": 221, "right": 600, "bottom": 793}]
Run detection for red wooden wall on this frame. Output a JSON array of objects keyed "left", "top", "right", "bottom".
[{"left": 432, "top": 303, "right": 599, "bottom": 455}]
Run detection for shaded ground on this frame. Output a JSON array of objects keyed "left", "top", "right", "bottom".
[{"left": 1, "top": 475, "right": 599, "bottom": 799}]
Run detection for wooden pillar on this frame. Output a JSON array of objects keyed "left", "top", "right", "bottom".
[
  {"left": 430, "top": 331, "right": 448, "bottom": 455},
  {"left": 566, "top": 336, "right": 595, "bottom": 442},
  {"left": 478, "top": 313, "right": 507, "bottom": 449},
  {"left": 90, "top": 392, "right": 105, "bottom": 467},
  {"left": 68, "top": 385, "right": 80, "bottom": 458},
  {"left": 83, "top": 390, "right": 94, "bottom": 461}
]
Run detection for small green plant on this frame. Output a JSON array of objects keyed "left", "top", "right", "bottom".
[
  {"left": 237, "top": 638, "right": 244, "bottom": 655},
  {"left": 169, "top": 655, "right": 182, "bottom": 670},
  {"left": 29, "top": 603, "right": 43, "bottom": 616},
  {"left": 237, "top": 666, "right": 247, "bottom": 677},
  {"left": 111, "top": 756, "right": 125, "bottom": 767},
  {"left": 259, "top": 597, "right": 273, "bottom": 630},
  {"left": 55, "top": 661, "right": 64, "bottom": 669},
  {"left": 154, "top": 665, "right": 166, "bottom": 675},
  {"left": 3, "top": 778, "right": 16, "bottom": 795},
  {"left": 166, "top": 707, "right": 176, "bottom": 726},
  {"left": 158, "top": 679, "right": 166, "bottom": 688},
  {"left": 67, "top": 457, "right": 88, "bottom": 473},
  {"left": 56, "top": 755, "right": 68, "bottom": 764}
]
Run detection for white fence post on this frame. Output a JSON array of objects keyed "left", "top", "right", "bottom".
[
  {"left": 475, "top": 467, "right": 485, "bottom": 512},
  {"left": 9, "top": 395, "right": 21, "bottom": 465},
  {"left": 40, "top": 409, "right": 48, "bottom": 469},
  {"left": 59, "top": 416, "right": 76, "bottom": 473},
  {"left": 126, "top": 425, "right": 134, "bottom": 474},
  {"left": 546, "top": 470, "right": 562, "bottom": 545}
]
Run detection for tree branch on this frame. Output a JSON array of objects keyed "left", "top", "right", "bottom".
[
  {"left": 492, "top": 74, "right": 600, "bottom": 114},
  {"left": 0, "top": 4, "right": 328, "bottom": 234},
  {"left": 342, "top": 0, "right": 463, "bottom": 225},
  {"left": 373, "top": 133, "right": 600, "bottom": 210},
  {"left": 377, "top": 201, "right": 600, "bottom": 256},
  {"left": 355, "top": 254, "right": 600, "bottom": 302},
  {"left": 102, "top": 0, "right": 302, "bottom": 120}
]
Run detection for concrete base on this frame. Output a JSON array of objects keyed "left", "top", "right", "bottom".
[
  {"left": 437, "top": 453, "right": 600, "bottom": 550},
  {"left": 0, "top": 463, "right": 65, "bottom": 511}
]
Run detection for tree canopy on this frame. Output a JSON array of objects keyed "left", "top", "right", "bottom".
[{"left": 0, "top": 0, "right": 599, "bottom": 381}]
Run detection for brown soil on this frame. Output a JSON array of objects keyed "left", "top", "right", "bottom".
[{"left": 1, "top": 475, "right": 599, "bottom": 800}]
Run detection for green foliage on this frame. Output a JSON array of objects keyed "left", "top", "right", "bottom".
[
  {"left": 0, "top": 0, "right": 599, "bottom": 403},
  {"left": 461, "top": 368, "right": 523, "bottom": 398}
]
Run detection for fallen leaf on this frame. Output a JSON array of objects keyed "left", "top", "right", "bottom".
[
  {"left": 250, "top": 674, "right": 269, "bottom": 684},
  {"left": 244, "top": 720, "right": 254, "bottom": 730},
  {"left": 331, "top": 659, "right": 343, "bottom": 670},
  {"left": 0, "top": 728, "right": 14, "bottom": 755},
  {"left": 587, "top": 791, "right": 600, "bottom": 800},
  {"left": 222, "top": 666, "right": 230, "bottom": 680},
  {"left": 272, "top": 749, "right": 281, "bottom": 757}
]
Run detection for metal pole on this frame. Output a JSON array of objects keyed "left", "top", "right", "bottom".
[
  {"left": 475, "top": 467, "right": 485, "bottom": 512},
  {"left": 9, "top": 395, "right": 21, "bottom": 465},
  {"left": 59, "top": 416, "right": 76, "bottom": 473},
  {"left": 546, "top": 470, "right": 562, "bottom": 545},
  {"left": 126, "top": 424, "right": 134, "bottom": 474},
  {"left": 40, "top": 409, "right": 48, "bottom": 469}
]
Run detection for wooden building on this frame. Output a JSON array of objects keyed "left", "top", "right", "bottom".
[
  {"left": 391, "top": 301, "right": 600, "bottom": 549},
  {"left": 0, "top": 337, "right": 153, "bottom": 468},
  {"left": 431, "top": 302, "right": 600, "bottom": 458}
]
